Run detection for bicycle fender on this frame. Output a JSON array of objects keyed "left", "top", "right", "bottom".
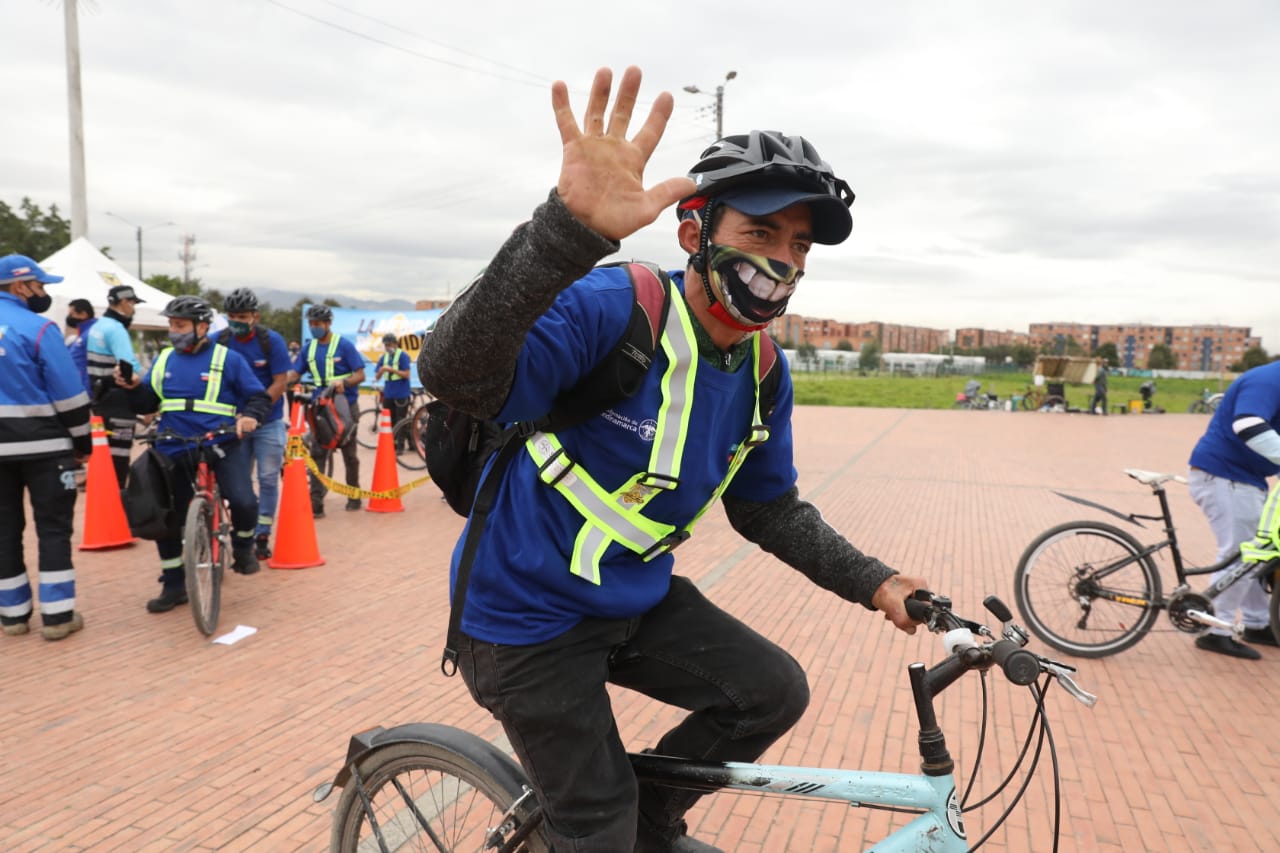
[
  {"left": 1051, "top": 491, "right": 1146, "bottom": 527},
  {"left": 311, "top": 722, "right": 525, "bottom": 802}
]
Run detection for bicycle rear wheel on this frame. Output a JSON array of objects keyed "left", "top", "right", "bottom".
[
  {"left": 183, "top": 496, "right": 223, "bottom": 637},
  {"left": 394, "top": 417, "right": 427, "bottom": 470},
  {"left": 354, "top": 407, "right": 381, "bottom": 450},
  {"left": 329, "top": 733, "right": 550, "bottom": 853},
  {"left": 1014, "top": 521, "right": 1162, "bottom": 657}
]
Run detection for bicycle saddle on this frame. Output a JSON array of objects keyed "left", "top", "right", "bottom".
[{"left": 1124, "top": 468, "right": 1187, "bottom": 486}]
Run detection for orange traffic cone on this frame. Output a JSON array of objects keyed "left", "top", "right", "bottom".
[
  {"left": 268, "top": 401, "right": 325, "bottom": 570},
  {"left": 79, "top": 415, "right": 137, "bottom": 550},
  {"left": 367, "top": 408, "right": 404, "bottom": 513}
]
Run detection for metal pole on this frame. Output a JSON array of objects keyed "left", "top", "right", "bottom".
[
  {"left": 136, "top": 226, "right": 143, "bottom": 279},
  {"left": 715, "top": 85, "right": 724, "bottom": 139},
  {"left": 64, "top": 0, "right": 88, "bottom": 240}
]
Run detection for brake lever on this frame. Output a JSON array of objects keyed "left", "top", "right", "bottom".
[{"left": 1040, "top": 659, "right": 1098, "bottom": 708}]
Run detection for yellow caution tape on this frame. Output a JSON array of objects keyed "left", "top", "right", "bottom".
[{"left": 285, "top": 433, "right": 434, "bottom": 500}]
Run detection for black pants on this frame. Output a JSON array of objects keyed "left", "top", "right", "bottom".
[
  {"left": 1090, "top": 389, "right": 1108, "bottom": 414},
  {"left": 386, "top": 397, "right": 410, "bottom": 449},
  {"left": 0, "top": 454, "right": 79, "bottom": 627},
  {"left": 308, "top": 436, "right": 360, "bottom": 507},
  {"left": 457, "top": 576, "right": 810, "bottom": 853},
  {"left": 93, "top": 387, "right": 135, "bottom": 486}
]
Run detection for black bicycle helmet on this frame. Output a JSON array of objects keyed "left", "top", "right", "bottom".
[
  {"left": 223, "top": 287, "right": 259, "bottom": 313},
  {"left": 307, "top": 304, "right": 334, "bottom": 323},
  {"left": 160, "top": 295, "right": 214, "bottom": 324},
  {"left": 680, "top": 130, "right": 855, "bottom": 245}
]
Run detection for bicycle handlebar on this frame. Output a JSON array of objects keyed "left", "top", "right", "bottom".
[
  {"left": 907, "top": 590, "right": 1097, "bottom": 706},
  {"left": 143, "top": 424, "right": 240, "bottom": 446}
]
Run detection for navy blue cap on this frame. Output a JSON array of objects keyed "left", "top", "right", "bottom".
[{"left": 715, "top": 186, "right": 853, "bottom": 245}]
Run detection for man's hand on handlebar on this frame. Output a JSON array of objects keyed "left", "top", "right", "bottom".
[
  {"left": 871, "top": 573, "right": 930, "bottom": 635},
  {"left": 236, "top": 415, "right": 259, "bottom": 437}
]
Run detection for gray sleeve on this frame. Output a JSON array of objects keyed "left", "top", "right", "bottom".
[
  {"left": 721, "top": 486, "right": 899, "bottom": 610},
  {"left": 418, "top": 190, "right": 619, "bottom": 418}
]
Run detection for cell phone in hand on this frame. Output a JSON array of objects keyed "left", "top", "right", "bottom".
[{"left": 118, "top": 360, "right": 133, "bottom": 383}]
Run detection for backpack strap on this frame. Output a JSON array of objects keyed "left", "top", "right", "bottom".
[
  {"left": 757, "top": 336, "right": 781, "bottom": 421},
  {"left": 218, "top": 327, "right": 272, "bottom": 358}
]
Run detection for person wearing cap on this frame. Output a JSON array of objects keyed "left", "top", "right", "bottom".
[
  {"left": 119, "top": 295, "right": 271, "bottom": 613},
  {"left": 218, "top": 288, "right": 292, "bottom": 559},
  {"left": 374, "top": 332, "right": 412, "bottom": 451},
  {"left": 294, "top": 304, "right": 366, "bottom": 515},
  {"left": 64, "top": 298, "right": 97, "bottom": 396},
  {"left": 86, "top": 284, "right": 145, "bottom": 485},
  {"left": 0, "top": 255, "right": 92, "bottom": 641},
  {"left": 418, "top": 67, "right": 928, "bottom": 853}
]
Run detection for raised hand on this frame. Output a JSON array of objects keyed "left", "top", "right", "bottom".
[{"left": 552, "top": 66, "right": 697, "bottom": 242}]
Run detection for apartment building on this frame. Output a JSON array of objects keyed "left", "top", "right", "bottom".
[
  {"left": 954, "top": 328, "right": 1031, "bottom": 349},
  {"left": 769, "top": 314, "right": 947, "bottom": 353},
  {"left": 1029, "top": 322, "right": 1260, "bottom": 370}
]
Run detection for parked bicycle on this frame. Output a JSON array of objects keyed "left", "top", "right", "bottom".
[
  {"left": 1019, "top": 383, "right": 1066, "bottom": 412},
  {"left": 1013, "top": 468, "right": 1280, "bottom": 658},
  {"left": 953, "top": 379, "right": 1000, "bottom": 410},
  {"left": 355, "top": 386, "right": 433, "bottom": 453},
  {"left": 313, "top": 592, "right": 1095, "bottom": 852},
  {"left": 1186, "top": 388, "right": 1224, "bottom": 414},
  {"left": 142, "top": 425, "right": 240, "bottom": 636}
]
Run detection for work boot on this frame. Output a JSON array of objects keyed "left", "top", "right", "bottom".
[
  {"left": 147, "top": 587, "right": 189, "bottom": 613},
  {"left": 41, "top": 612, "right": 84, "bottom": 642},
  {"left": 232, "top": 548, "right": 260, "bottom": 576},
  {"left": 345, "top": 498, "right": 362, "bottom": 512},
  {"left": 312, "top": 502, "right": 325, "bottom": 519},
  {"left": 1243, "top": 627, "right": 1280, "bottom": 647},
  {"left": 635, "top": 817, "right": 724, "bottom": 853},
  {"left": 2, "top": 618, "right": 31, "bottom": 637},
  {"left": 254, "top": 533, "right": 272, "bottom": 560},
  {"left": 1195, "top": 634, "right": 1261, "bottom": 660}
]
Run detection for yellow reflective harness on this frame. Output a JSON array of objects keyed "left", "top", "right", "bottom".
[
  {"left": 523, "top": 288, "right": 771, "bottom": 585},
  {"left": 307, "top": 334, "right": 352, "bottom": 385},
  {"left": 1241, "top": 484, "right": 1280, "bottom": 564},
  {"left": 151, "top": 344, "right": 236, "bottom": 417}
]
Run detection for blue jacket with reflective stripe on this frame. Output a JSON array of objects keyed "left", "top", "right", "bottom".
[
  {"left": 0, "top": 292, "right": 93, "bottom": 460},
  {"left": 67, "top": 317, "right": 96, "bottom": 395},
  {"left": 450, "top": 268, "right": 798, "bottom": 645},
  {"left": 128, "top": 342, "right": 271, "bottom": 456}
]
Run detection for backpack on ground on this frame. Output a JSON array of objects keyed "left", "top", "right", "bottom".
[{"left": 122, "top": 447, "right": 181, "bottom": 540}]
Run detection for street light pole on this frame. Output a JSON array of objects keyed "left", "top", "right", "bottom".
[
  {"left": 104, "top": 212, "right": 175, "bottom": 280},
  {"left": 684, "top": 70, "right": 737, "bottom": 140}
]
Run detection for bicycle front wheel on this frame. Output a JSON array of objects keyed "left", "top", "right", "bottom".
[
  {"left": 354, "top": 407, "right": 381, "bottom": 450},
  {"left": 329, "top": 734, "right": 551, "bottom": 853},
  {"left": 1014, "top": 521, "right": 1162, "bottom": 657},
  {"left": 394, "top": 417, "right": 427, "bottom": 470},
  {"left": 183, "top": 496, "right": 222, "bottom": 637}
]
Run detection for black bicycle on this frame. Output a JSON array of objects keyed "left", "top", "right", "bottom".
[{"left": 1014, "top": 468, "right": 1280, "bottom": 658}]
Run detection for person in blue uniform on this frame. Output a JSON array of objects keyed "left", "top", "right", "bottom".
[
  {"left": 64, "top": 298, "right": 97, "bottom": 396},
  {"left": 1188, "top": 360, "right": 1280, "bottom": 659},
  {"left": 374, "top": 332, "right": 412, "bottom": 450},
  {"left": 86, "top": 284, "right": 145, "bottom": 485},
  {"left": 219, "top": 288, "right": 292, "bottom": 559},
  {"left": 293, "top": 304, "right": 366, "bottom": 516},
  {"left": 119, "top": 296, "right": 271, "bottom": 613},
  {"left": 419, "top": 67, "right": 929, "bottom": 853},
  {"left": 0, "top": 254, "right": 92, "bottom": 641}
]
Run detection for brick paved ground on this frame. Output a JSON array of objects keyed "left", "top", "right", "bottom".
[{"left": 5, "top": 408, "right": 1278, "bottom": 852}]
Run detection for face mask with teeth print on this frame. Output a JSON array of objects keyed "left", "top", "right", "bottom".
[{"left": 706, "top": 244, "right": 804, "bottom": 328}]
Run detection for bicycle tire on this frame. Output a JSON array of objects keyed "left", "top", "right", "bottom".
[
  {"left": 1187, "top": 401, "right": 1209, "bottom": 414},
  {"left": 1014, "top": 521, "right": 1162, "bottom": 658},
  {"left": 393, "top": 417, "right": 427, "bottom": 470},
  {"left": 1021, "top": 392, "right": 1043, "bottom": 411},
  {"left": 183, "top": 496, "right": 222, "bottom": 637},
  {"left": 329, "top": 732, "right": 551, "bottom": 853},
  {"left": 354, "top": 407, "right": 381, "bottom": 450}
]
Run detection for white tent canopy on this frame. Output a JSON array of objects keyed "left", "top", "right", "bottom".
[{"left": 38, "top": 237, "right": 175, "bottom": 330}]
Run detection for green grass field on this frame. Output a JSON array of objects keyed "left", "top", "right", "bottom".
[{"left": 792, "top": 371, "right": 1230, "bottom": 414}]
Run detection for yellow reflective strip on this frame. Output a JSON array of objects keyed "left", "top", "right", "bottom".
[
  {"left": 150, "top": 348, "right": 172, "bottom": 398},
  {"left": 661, "top": 291, "right": 698, "bottom": 476},
  {"left": 569, "top": 524, "right": 609, "bottom": 585}
]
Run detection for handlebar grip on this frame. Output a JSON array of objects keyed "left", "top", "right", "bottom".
[
  {"left": 904, "top": 595, "right": 932, "bottom": 624},
  {"left": 990, "top": 640, "right": 1040, "bottom": 686}
]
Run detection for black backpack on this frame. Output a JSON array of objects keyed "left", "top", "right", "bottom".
[
  {"left": 435, "top": 261, "right": 783, "bottom": 674},
  {"left": 216, "top": 327, "right": 272, "bottom": 359},
  {"left": 122, "top": 447, "right": 181, "bottom": 540}
]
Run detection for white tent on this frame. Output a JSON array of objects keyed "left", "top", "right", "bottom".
[{"left": 38, "top": 237, "right": 176, "bottom": 330}]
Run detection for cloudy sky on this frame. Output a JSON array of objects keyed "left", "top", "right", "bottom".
[{"left": 8, "top": 1, "right": 1279, "bottom": 348}]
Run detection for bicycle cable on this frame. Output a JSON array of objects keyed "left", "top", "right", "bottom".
[{"left": 958, "top": 670, "right": 990, "bottom": 809}]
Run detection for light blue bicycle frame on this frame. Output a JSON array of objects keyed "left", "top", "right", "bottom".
[{"left": 634, "top": 756, "right": 967, "bottom": 852}]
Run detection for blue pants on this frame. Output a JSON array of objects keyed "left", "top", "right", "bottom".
[
  {"left": 240, "top": 417, "right": 287, "bottom": 536},
  {"left": 154, "top": 439, "right": 258, "bottom": 586}
]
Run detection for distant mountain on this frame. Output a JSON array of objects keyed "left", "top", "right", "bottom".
[{"left": 252, "top": 287, "right": 415, "bottom": 312}]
